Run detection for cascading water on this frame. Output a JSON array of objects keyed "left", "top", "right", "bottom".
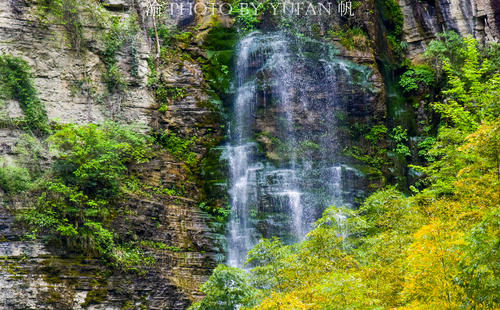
[{"left": 226, "top": 31, "right": 369, "bottom": 267}]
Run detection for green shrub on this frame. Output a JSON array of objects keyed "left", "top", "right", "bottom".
[
  {"left": 0, "top": 164, "right": 31, "bottom": 194},
  {"left": 0, "top": 54, "right": 49, "bottom": 134},
  {"left": 158, "top": 104, "right": 168, "bottom": 113},
  {"left": 329, "top": 26, "right": 370, "bottom": 51},
  {"left": 22, "top": 122, "right": 153, "bottom": 271},
  {"left": 199, "top": 202, "right": 231, "bottom": 223},
  {"left": 399, "top": 65, "right": 435, "bottom": 93},
  {"left": 188, "top": 265, "right": 259, "bottom": 310},
  {"left": 391, "top": 126, "right": 411, "bottom": 158},
  {"left": 424, "top": 31, "right": 468, "bottom": 72},
  {"left": 365, "top": 124, "right": 388, "bottom": 145},
  {"left": 157, "top": 131, "right": 198, "bottom": 167}
]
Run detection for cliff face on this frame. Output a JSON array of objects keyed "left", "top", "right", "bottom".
[
  {"left": 400, "top": 0, "right": 499, "bottom": 58},
  {"left": 0, "top": 0, "right": 224, "bottom": 309}
]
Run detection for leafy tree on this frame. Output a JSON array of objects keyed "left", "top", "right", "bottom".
[
  {"left": 399, "top": 65, "right": 435, "bottom": 93},
  {"left": 49, "top": 122, "right": 151, "bottom": 198},
  {"left": 434, "top": 36, "right": 499, "bottom": 130},
  {"left": 188, "top": 265, "right": 259, "bottom": 310},
  {"left": 424, "top": 31, "right": 468, "bottom": 75},
  {"left": 459, "top": 208, "right": 500, "bottom": 307},
  {"left": 415, "top": 35, "right": 499, "bottom": 194},
  {"left": 22, "top": 122, "right": 154, "bottom": 271}
]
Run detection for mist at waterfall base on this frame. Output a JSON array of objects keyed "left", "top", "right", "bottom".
[{"left": 223, "top": 31, "right": 372, "bottom": 267}]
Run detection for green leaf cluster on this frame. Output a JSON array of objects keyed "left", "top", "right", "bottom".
[
  {"left": 399, "top": 65, "right": 435, "bottom": 93},
  {"left": 157, "top": 131, "right": 198, "bottom": 168},
  {"left": 390, "top": 125, "right": 411, "bottom": 158},
  {"left": 328, "top": 26, "right": 370, "bottom": 51},
  {"left": 188, "top": 265, "right": 259, "bottom": 310},
  {"left": 102, "top": 17, "right": 140, "bottom": 93},
  {"left": 0, "top": 54, "right": 49, "bottom": 134},
  {"left": 22, "top": 122, "right": 154, "bottom": 271}
]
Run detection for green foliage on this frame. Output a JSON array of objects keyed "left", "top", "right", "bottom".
[
  {"left": 202, "top": 24, "right": 237, "bottom": 96},
  {"left": 399, "top": 65, "right": 435, "bottom": 93},
  {"left": 376, "top": 0, "right": 404, "bottom": 57},
  {"left": 329, "top": 26, "right": 370, "bottom": 51},
  {"left": 199, "top": 202, "right": 230, "bottom": 223},
  {"left": 459, "top": 208, "right": 500, "bottom": 307},
  {"left": 390, "top": 125, "right": 411, "bottom": 157},
  {"left": 414, "top": 35, "right": 499, "bottom": 194},
  {"left": 424, "top": 31, "right": 468, "bottom": 73},
  {"left": 102, "top": 17, "right": 139, "bottom": 93},
  {"left": 245, "top": 237, "right": 295, "bottom": 290},
  {"left": 158, "top": 104, "right": 168, "bottom": 114},
  {"left": 49, "top": 122, "right": 151, "bottom": 197},
  {"left": 150, "top": 25, "right": 193, "bottom": 47},
  {"left": 0, "top": 163, "right": 31, "bottom": 194},
  {"left": 173, "top": 31, "right": 193, "bottom": 44},
  {"left": 157, "top": 131, "right": 198, "bottom": 167},
  {"left": 0, "top": 54, "right": 49, "bottom": 134},
  {"left": 188, "top": 265, "right": 259, "bottom": 310},
  {"left": 22, "top": 122, "right": 154, "bottom": 271},
  {"left": 417, "top": 136, "right": 436, "bottom": 160},
  {"left": 365, "top": 124, "right": 388, "bottom": 145},
  {"left": 155, "top": 86, "right": 187, "bottom": 103},
  {"left": 35, "top": 0, "right": 84, "bottom": 51},
  {"left": 154, "top": 25, "right": 175, "bottom": 44},
  {"left": 436, "top": 36, "right": 499, "bottom": 129},
  {"left": 229, "top": 0, "right": 273, "bottom": 32}
]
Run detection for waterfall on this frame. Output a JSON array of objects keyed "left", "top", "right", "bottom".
[{"left": 226, "top": 31, "right": 363, "bottom": 267}]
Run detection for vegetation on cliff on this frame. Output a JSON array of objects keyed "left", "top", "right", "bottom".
[
  {"left": 1, "top": 0, "right": 229, "bottom": 278},
  {"left": 0, "top": 54, "right": 49, "bottom": 134},
  {"left": 21, "top": 123, "right": 156, "bottom": 272},
  {"left": 191, "top": 34, "right": 500, "bottom": 309}
]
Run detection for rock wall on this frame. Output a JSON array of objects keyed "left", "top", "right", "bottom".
[
  {"left": 400, "top": 0, "right": 500, "bottom": 58},
  {"left": 0, "top": 0, "right": 225, "bottom": 309},
  {"left": 0, "top": 0, "right": 154, "bottom": 125}
]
